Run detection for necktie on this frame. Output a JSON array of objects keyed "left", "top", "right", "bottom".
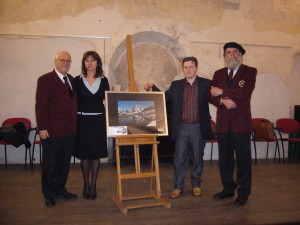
[
  {"left": 228, "top": 70, "right": 234, "bottom": 81},
  {"left": 63, "top": 76, "right": 72, "bottom": 96}
]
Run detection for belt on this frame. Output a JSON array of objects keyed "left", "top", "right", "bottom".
[{"left": 77, "top": 112, "right": 102, "bottom": 115}]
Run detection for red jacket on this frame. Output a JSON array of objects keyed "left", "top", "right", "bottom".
[
  {"left": 35, "top": 70, "right": 77, "bottom": 137},
  {"left": 209, "top": 64, "right": 257, "bottom": 134}
]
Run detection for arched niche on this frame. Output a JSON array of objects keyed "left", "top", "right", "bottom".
[{"left": 109, "top": 31, "right": 185, "bottom": 91}]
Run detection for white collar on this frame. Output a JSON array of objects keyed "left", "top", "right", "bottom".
[
  {"left": 55, "top": 69, "right": 68, "bottom": 81},
  {"left": 227, "top": 66, "right": 240, "bottom": 76}
]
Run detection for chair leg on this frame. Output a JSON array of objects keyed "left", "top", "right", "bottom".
[
  {"left": 253, "top": 140, "right": 257, "bottom": 164},
  {"left": 293, "top": 142, "right": 296, "bottom": 159},
  {"left": 274, "top": 141, "right": 281, "bottom": 162},
  {"left": 4, "top": 145, "right": 7, "bottom": 166},
  {"left": 32, "top": 143, "right": 35, "bottom": 166},
  {"left": 39, "top": 145, "right": 42, "bottom": 165},
  {"left": 210, "top": 143, "right": 213, "bottom": 163},
  {"left": 266, "top": 142, "right": 269, "bottom": 159},
  {"left": 29, "top": 147, "right": 33, "bottom": 170},
  {"left": 32, "top": 143, "right": 42, "bottom": 166},
  {"left": 24, "top": 146, "right": 33, "bottom": 170},
  {"left": 280, "top": 140, "right": 285, "bottom": 162},
  {"left": 25, "top": 147, "right": 27, "bottom": 170}
]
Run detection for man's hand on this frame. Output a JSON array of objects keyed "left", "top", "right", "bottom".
[
  {"left": 211, "top": 86, "right": 223, "bottom": 96},
  {"left": 221, "top": 98, "right": 237, "bottom": 109},
  {"left": 39, "top": 130, "right": 49, "bottom": 139},
  {"left": 144, "top": 83, "right": 153, "bottom": 91}
]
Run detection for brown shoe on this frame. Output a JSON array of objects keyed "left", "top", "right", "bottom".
[
  {"left": 170, "top": 189, "right": 183, "bottom": 199},
  {"left": 193, "top": 187, "right": 201, "bottom": 197}
]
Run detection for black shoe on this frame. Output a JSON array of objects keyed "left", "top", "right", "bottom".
[
  {"left": 90, "top": 192, "right": 97, "bottom": 200},
  {"left": 89, "top": 185, "right": 97, "bottom": 200},
  {"left": 213, "top": 190, "right": 235, "bottom": 200},
  {"left": 83, "top": 184, "right": 90, "bottom": 199},
  {"left": 45, "top": 198, "right": 55, "bottom": 207},
  {"left": 234, "top": 196, "right": 248, "bottom": 206},
  {"left": 57, "top": 192, "right": 78, "bottom": 199},
  {"left": 83, "top": 189, "right": 89, "bottom": 199}
]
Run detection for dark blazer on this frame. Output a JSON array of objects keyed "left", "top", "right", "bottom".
[
  {"left": 75, "top": 75, "right": 110, "bottom": 114},
  {"left": 35, "top": 69, "right": 77, "bottom": 137},
  {"left": 161, "top": 76, "right": 212, "bottom": 140},
  {"left": 209, "top": 64, "right": 257, "bottom": 134}
]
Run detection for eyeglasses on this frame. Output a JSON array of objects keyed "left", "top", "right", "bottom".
[{"left": 56, "top": 59, "right": 72, "bottom": 64}]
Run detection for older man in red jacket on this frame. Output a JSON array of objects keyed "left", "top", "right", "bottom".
[
  {"left": 209, "top": 42, "right": 257, "bottom": 206},
  {"left": 36, "top": 51, "right": 78, "bottom": 207}
]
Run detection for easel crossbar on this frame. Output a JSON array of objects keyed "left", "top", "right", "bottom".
[
  {"left": 116, "top": 136, "right": 159, "bottom": 144},
  {"left": 116, "top": 141, "right": 159, "bottom": 146},
  {"left": 112, "top": 135, "right": 171, "bottom": 213},
  {"left": 125, "top": 201, "right": 169, "bottom": 210},
  {"left": 121, "top": 194, "right": 156, "bottom": 200},
  {"left": 120, "top": 172, "right": 156, "bottom": 179}
]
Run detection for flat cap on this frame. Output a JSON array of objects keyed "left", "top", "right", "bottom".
[{"left": 223, "top": 42, "right": 246, "bottom": 55}]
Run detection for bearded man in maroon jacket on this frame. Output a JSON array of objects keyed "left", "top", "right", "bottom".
[
  {"left": 36, "top": 51, "right": 78, "bottom": 208},
  {"left": 209, "top": 42, "right": 257, "bottom": 206}
]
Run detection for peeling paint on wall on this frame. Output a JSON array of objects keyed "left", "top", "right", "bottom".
[
  {"left": 0, "top": 0, "right": 114, "bottom": 23},
  {"left": 1, "top": 0, "right": 223, "bottom": 31},
  {"left": 244, "top": 0, "right": 300, "bottom": 34},
  {"left": 1, "top": 0, "right": 300, "bottom": 33}
]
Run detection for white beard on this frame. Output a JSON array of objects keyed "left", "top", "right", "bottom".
[{"left": 225, "top": 55, "right": 243, "bottom": 70}]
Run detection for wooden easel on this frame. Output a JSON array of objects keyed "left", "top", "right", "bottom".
[
  {"left": 112, "top": 135, "right": 171, "bottom": 214},
  {"left": 126, "top": 34, "right": 139, "bottom": 92},
  {"left": 111, "top": 35, "right": 170, "bottom": 214}
]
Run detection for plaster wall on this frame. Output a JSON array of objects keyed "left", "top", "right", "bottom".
[{"left": 0, "top": 0, "right": 300, "bottom": 163}]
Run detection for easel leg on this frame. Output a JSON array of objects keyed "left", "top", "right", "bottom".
[
  {"left": 112, "top": 136, "right": 171, "bottom": 213},
  {"left": 153, "top": 144, "right": 161, "bottom": 198},
  {"left": 115, "top": 146, "right": 122, "bottom": 201}
]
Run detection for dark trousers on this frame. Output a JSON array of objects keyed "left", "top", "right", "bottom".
[
  {"left": 41, "top": 135, "right": 74, "bottom": 199},
  {"left": 173, "top": 122, "right": 206, "bottom": 190},
  {"left": 217, "top": 131, "right": 252, "bottom": 197}
]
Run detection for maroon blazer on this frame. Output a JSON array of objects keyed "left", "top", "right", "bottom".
[
  {"left": 35, "top": 70, "right": 77, "bottom": 137},
  {"left": 209, "top": 64, "right": 257, "bottom": 134}
]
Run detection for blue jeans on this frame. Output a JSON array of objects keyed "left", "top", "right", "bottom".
[{"left": 173, "top": 122, "right": 205, "bottom": 191}]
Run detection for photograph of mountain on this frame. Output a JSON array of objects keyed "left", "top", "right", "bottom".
[
  {"left": 118, "top": 101, "right": 156, "bottom": 127},
  {"left": 105, "top": 92, "right": 168, "bottom": 137}
]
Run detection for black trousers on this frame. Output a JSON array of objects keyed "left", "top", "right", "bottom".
[
  {"left": 41, "top": 135, "right": 75, "bottom": 199},
  {"left": 217, "top": 131, "right": 252, "bottom": 197}
]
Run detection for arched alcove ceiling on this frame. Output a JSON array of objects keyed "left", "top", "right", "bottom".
[{"left": 109, "top": 31, "right": 185, "bottom": 91}]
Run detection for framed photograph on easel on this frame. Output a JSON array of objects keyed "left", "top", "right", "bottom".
[{"left": 105, "top": 91, "right": 168, "bottom": 137}]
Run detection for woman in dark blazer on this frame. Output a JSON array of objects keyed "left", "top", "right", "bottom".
[{"left": 73, "top": 51, "right": 110, "bottom": 200}]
